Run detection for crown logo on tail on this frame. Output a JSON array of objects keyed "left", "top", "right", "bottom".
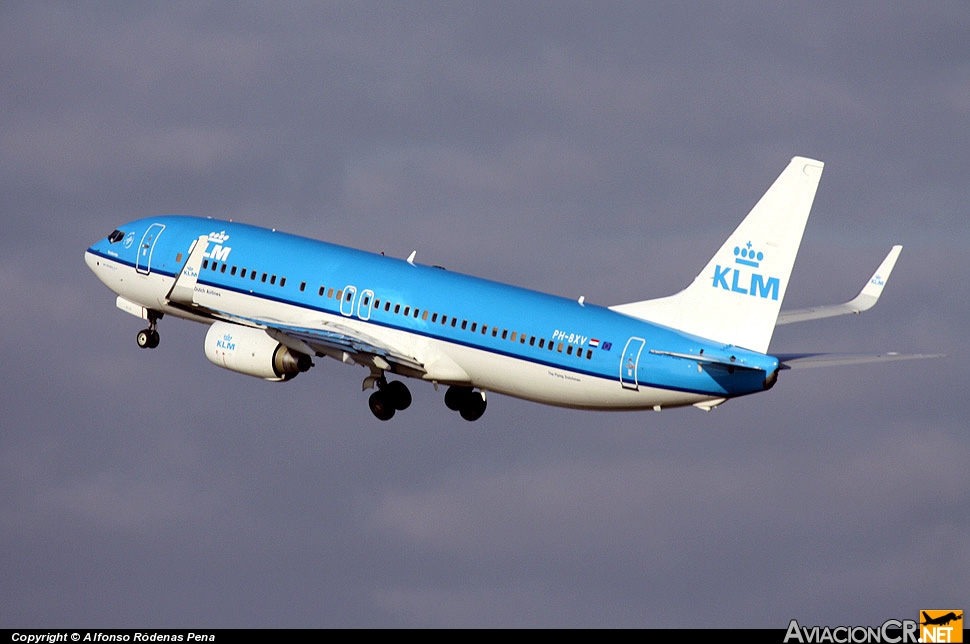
[{"left": 734, "top": 241, "right": 764, "bottom": 268}]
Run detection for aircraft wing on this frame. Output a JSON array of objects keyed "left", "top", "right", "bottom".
[
  {"left": 180, "top": 302, "right": 427, "bottom": 377},
  {"left": 776, "top": 245, "right": 902, "bottom": 324},
  {"left": 181, "top": 304, "right": 429, "bottom": 383},
  {"left": 776, "top": 351, "right": 943, "bottom": 369},
  {"left": 263, "top": 321, "right": 427, "bottom": 378}
]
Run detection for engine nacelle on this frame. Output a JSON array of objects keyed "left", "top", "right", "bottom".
[{"left": 204, "top": 322, "right": 312, "bottom": 382}]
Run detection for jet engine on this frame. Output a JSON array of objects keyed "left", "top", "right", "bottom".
[{"left": 204, "top": 321, "right": 312, "bottom": 382}]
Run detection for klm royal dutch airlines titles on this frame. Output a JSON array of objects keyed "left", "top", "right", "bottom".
[{"left": 85, "top": 157, "right": 935, "bottom": 421}]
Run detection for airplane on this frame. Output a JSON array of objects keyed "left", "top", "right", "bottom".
[
  {"left": 84, "top": 156, "right": 936, "bottom": 421},
  {"left": 921, "top": 612, "right": 962, "bottom": 627}
]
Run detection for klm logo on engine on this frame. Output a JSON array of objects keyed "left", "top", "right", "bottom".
[
  {"left": 711, "top": 241, "right": 780, "bottom": 300},
  {"left": 204, "top": 230, "right": 232, "bottom": 262},
  {"left": 216, "top": 333, "right": 235, "bottom": 351}
]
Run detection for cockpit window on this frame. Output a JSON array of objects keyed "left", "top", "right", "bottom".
[{"left": 107, "top": 230, "right": 125, "bottom": 244}]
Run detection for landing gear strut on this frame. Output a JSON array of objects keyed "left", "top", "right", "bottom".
[
  {"left": 136, "top": 311, "right": 162, "bottom": 349},
  {"left": 367, "top": 376, "right": 412, "bottom": 421},
  {"left": 444, "top": 386, "right": 487, "bottom": 421}
]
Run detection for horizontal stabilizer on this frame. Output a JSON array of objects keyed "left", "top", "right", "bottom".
[
  {"left": 649, "top": 349, "right": 766, "bottom": 372},
  {"left": 777, "top": 245, "right": 902, "bottom": 324},
  {"left": 777, "top": 352, "right": 943, "bottom": 369}
]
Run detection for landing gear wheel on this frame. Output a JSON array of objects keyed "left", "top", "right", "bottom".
[
  {"left": 445, "top": 386, "right": 487, "bottom": 421},
  {"left": 135, "top": 329, "right": 159, "bottom": 349},
  {"left": 369, "top": 390, "right": 396, "bottom": 421},
  {"left": 136, "top": 329, "right": 160, "bottom": 349},
  {"left": 136, "top": 311, "right": 162, "bottom": 349},
  {"left": 459, "top": 391, "right": 487, "bottom": 422},
  {"left": 384, "top": 380, "right": 412, "bottom": 411},
  {"left": 444, "top": 385, "right": 469, "bottom": 411}
]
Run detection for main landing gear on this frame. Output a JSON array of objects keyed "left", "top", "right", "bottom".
[
  {"left": 368, "top": 377, "right": 413, "bottom": 421},
  {"left": 444, "top": 386, "right": 487, "bottom": 422},
  {"left": 136, "top": 311, "right": 162, "bottom": 349},
  {"left": 365, "top": 377, "right": 488, "bottom": 422}
]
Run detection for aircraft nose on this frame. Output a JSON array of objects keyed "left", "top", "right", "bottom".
[{"left": 84, "top": 248, "right": 106, "bottom": 278}]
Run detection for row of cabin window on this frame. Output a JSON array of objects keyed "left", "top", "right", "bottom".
[
  {"left": 201, "top": 258, "right": 356, "bottom": 305},
  {"left": 200, "top": 257, "right": 593, "bottom": 360},
  {"left": 202, "top": 258, "right": 288, "bottom": 287},
  {"left": 367, "top": 296, "right": 594, "bottom": 361}
]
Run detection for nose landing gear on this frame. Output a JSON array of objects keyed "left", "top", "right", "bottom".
[{"left": 136, "top": 310, "right": 163, "bottom": 349}]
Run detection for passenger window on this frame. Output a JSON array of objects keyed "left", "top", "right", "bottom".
[
  {"left": 176, "top": 253, "right": 183, "bottom": 263},
  {"left": 251, "top": 271, "right": 257, "bottom": 281},
  {"left": 586, "top": 349, "right": 593, "bottom": 360},
  {"left": 261, "top": 273, "right": 267, "bottom": 282},
  {"left": 510, "top": 332, "right": 517, "bottom": 342},
  {"left": 318, "top": 286, "right": 325, "bottom": 296},
  {"left": 300, "top": 281, "right": 306, "bottom": 292},
  {"left": 557, "top": 343, "right": 564, "bottom": 353},
  {"left": 431, "top": 313, "right": 438, "bottom": 323},
  {"left": 336, "top": 289, "right": 343, "bottom": 300},
  {"left": 270, "top": 275, "right": 277, "bottom": 285},
  {"left": 422, "top": 311, "right": 429, "bottom": 321},
  {"left": 346, "top": 291, "right": 353, "bottom": 302},
  {"left": 470, "top": 322, "right": 477, "bottom": 332},
  {"left": 461, "top": 320, "right": 467, "bottom": 330},
  {"left": 539, "top": 338, "right": 545, "bottom": 349},
  {"left": 394, "top": 304, "right": 401, "bottom": 314},
  {"left": 327, "top": 288, "right": 335, "bottom": 299},
  {"left": 202, "top": 260, "right": 209, "bottom": 269},
  {"left": 280, "top": 277, "right": 286, "bottom": 287},
  {"left": 404, "top": 306, "right": 410, "bottom": 316},
  {"left": 231, "top": 266, "right": 237, "bottom": 276},
  {"left": 567, "top": 346, "right": 573, "bottom": 355}
]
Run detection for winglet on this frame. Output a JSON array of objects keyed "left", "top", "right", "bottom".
[
  {"left": 166, "top": 235, "right": 209, "bottom": 305},
  {"left": 776, "top": 245, "right": 902, "bottom": 324}
]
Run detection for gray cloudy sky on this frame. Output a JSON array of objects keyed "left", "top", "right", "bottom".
[{"left": 2, "top": 2, "right": 967, "bottom": 628}]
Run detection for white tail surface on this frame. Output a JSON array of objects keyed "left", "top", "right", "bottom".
[{"left": 610, "top": 157, "right": 824, "bottom": 353}]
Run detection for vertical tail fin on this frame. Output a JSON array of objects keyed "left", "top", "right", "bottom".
[{"left": 610, "top": 157, "right": 824, "bottom": 353}]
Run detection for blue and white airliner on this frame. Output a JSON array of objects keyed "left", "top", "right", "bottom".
[{"left": 84, "top": 157, "right": 932, "bottom": 421}]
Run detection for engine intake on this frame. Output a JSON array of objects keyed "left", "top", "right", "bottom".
[{"left": 204, "top": 322, "right": 312, "bottom": 381}]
